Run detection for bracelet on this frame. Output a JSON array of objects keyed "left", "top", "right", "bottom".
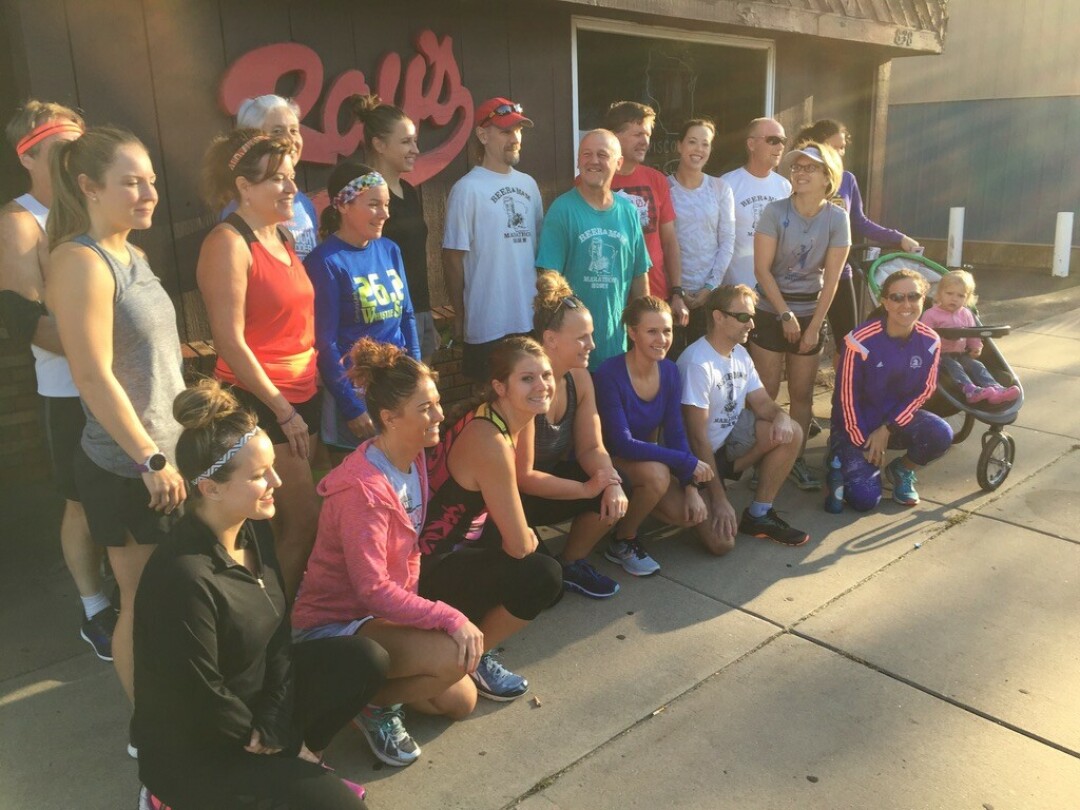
[{"left": 277, "top": 407, "right": 299, "bottom": 426}]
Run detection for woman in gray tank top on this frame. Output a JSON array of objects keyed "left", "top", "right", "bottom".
[
  {"left": 514, "top": 272, "right": 628, "bottom": 599},
  {"left": 46, "top": 127, "right": 186, "bottom": 717}
]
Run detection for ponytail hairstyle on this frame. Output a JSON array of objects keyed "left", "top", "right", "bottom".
[
  {"left": 871, "top": 268, "right": 930, "bottom": 318},
  {"left": 351, "top": 94, "right": 412, "bottom": 157},
  {"left": 348, "top": 338, "right": 436, "bottom": 431},
  {"left": 47, "top": 126, "right": 145, "bottom": 250},
  {"left": 201, "top": 127, "right": 292, "bottom": 212},
  {"left": 485, "top": 335, "right": 548, "bottom": 404},
  {"left": 533, "top": 271, "right": 588, "bottom": 336},
  {"left": 173, "top": 379, "right": 260, "bottom": 497},
  {"left": 319, "top": 160, "right": 381, "bottom": 240},
  {"left": 621, "top": 295, "right": 671, "bottom": 330}
]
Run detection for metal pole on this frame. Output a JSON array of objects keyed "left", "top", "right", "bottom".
[
  {"left": 1052, "top": 212, "right": 1073, "bottom": 278},
  {"left": 947, "top": 207, "right": 965, "bottom": 267}
]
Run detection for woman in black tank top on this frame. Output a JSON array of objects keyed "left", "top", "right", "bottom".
[
  {"left": 418, "top": 336, "right": 563, "bottom": 702},
  {"left": 514, "top": 273, "right": 629, "bottom": 599}
]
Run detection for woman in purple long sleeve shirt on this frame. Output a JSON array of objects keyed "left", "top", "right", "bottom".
[
  {"left": 795, "top": 120, "right": 921, "bottom": 350},
  {"left": 593, "top": 297, "right": 712, "bottom": 577}
]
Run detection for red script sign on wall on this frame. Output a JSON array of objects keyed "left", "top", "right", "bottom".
[{"left": 219, "top": 30, "right": 474, "bottom": 185}]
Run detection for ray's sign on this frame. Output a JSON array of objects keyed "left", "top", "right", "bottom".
[{"left": 219, "top": 30, "right": 473, "bottom": 185}]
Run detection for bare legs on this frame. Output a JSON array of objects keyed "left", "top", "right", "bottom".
[
  {"left": 60, "top": 500, "right": 104, "bottom": 600},
  {"left": 269, "top": 438, "right": 320, "bottom": 601},
  {"left": 106, "top": 539, "right": 156, "bottom": 703}
]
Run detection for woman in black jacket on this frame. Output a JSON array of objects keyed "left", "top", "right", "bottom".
[{"left": 134, "top": 379, "right": 387, "bottom": 809}]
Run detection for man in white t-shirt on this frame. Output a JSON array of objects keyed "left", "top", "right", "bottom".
[
  {"left": 0, "top": 100, "right": 117, "bottom": 660},
  {"left": 720, "top": 118, "right": 792, "bottom": 288},
  {"left": 677, "top": 284, "right": 807, "bottom": 554},
  {"left": 443, "top": 97, "right": 544, "bottom": 382}
]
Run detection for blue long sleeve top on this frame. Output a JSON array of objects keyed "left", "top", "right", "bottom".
[
  {"left": 593, "top": 355, "right": 698, "bottom": 485},
  {"left": 832, "top": 316, "right": 940, "bottom": 447},
  {"left": 303, "top": 235, "right": 419, "bottom": 420}
]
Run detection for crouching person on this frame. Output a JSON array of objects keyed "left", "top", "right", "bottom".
[{"left": 677, "top": 285, "right": 809, "bottom": 554}]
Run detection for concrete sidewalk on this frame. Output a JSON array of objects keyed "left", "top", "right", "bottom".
[{"left": 3, "top": 303, "right": 1079, "bottom": 808}]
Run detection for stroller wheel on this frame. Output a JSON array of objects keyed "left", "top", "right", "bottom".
[{"left": 977, "top": 431, "right": 1015, "bottom": 491}]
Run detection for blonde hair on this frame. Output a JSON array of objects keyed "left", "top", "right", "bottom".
[
  {"left": 936, "top": 269, "right": 977, "bottom": 306},
  {"left": 534, "top": 271, "right": 587, "bottom": 335},
  {"left": 6, "top": 100, "right": 84, "bottom": 156}
]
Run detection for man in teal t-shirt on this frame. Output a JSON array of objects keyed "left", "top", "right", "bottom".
[{"left": 536, "top": 129, "right": 650, "bottom": 368}]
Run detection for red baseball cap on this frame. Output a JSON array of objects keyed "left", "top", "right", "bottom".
[{"left": 474, "top": 97, "right": 533, "bottom": 129}]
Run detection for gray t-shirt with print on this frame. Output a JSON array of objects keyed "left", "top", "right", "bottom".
[{"left": 366, "top": 443, "right": 423, "bottom": 533}]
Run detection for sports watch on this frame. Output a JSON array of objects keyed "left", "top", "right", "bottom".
[
  {"left": 135, "top": 452, "right": 168, "bottom": 473},
  {"left": 779, "top": 311, "right": 797, "bottom": 323}
]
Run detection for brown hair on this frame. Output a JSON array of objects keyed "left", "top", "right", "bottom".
[
  {"left": 348, "top": 338, "right": 436, "bottom": 431},
  {"left": 872, "top": 268, "right": 930, "bottom": 318},
  {"left": 794, "top": 119, "right": 848, "bottom": 148},
  {"left": 6, "top": 100, "right": 85, "bottom": 157},
  {"left": 318, "top": 161, "right": 378, "bottom": 240},
  {"left": 47, "top": 126, "right": 146, "bottom": 250},
  {"left": 703, "top": 284, "right": 757, "bottom": 330},
  {"left": 604, "top": 101, "right": 656, "bottom": 133},
  {"left": 534, "top": 271, "right": 587, "bottom": 336},
  {"left": 621, "top": 295, "right": 671, "bottom": 329},
  {"left": 677, "top": 118, "right": 716, "bottom": 142},
  {"left": 485, "top": 335, "right": 547, "bottom": 403},
  {"left": 201, "top": 128, "right": 292, "bottom": 211},
  {"left": 351, "top": 94, "right": 411, "bottom": 152},
  {"left": 173, "top": 378, "right": 260, "bottom": 495}
]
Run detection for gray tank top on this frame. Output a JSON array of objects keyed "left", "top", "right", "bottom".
[
  {"left": 533, "top": 372, "right": 577, "bottom": 472},
  {"left": 74, "top": 235, "right": 184, "bottom": 477}
]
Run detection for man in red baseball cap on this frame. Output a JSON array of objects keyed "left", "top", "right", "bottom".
[{"left": 443, "top": 97, "right": 544, "bottom": 383}]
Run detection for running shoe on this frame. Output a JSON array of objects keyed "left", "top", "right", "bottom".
[
  {"left": 80, "top": 607, "right": 117, "bottom": 662},
  {"left": 738, "top": 508, "right": 810, "bottom": 547},
  {"left": 562, "top": 559, "right": 620, "bottom": 599},
  {"left": 963, "top": 385, "right": 994, "bottom": 404},
  {"left": 788, "top": 457, "right": 822, "bottom": 491},
  {"left": 886, "top": 458, "right": 920, "bottom": 506},
  {"left": 807, "top": 417, "right": 823, "bottom": 438},
  {"left": 353, "top": 705, "right": 421, "bottom": 767},
  {"left": 138, "top": 786, "right": 170, "bottom": 810},
  {"left": 128, "top": 717, "right": 138, "bottom": 760},
  {"left": 471, "top": 652, "right": 529, "bottom": 702},
  {"left": 604, "top": 538, "right": 661, "bottom": 577},
  {"left": 987, "top": 385, "right": 1020, "bottom": 405}
]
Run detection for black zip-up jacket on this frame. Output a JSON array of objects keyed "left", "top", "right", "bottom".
[{"left": 133, "top": 513, "right": 294, "bottom": 774}]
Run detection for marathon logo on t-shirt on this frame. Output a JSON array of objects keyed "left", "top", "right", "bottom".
[
  {"left": 614, "top": 186, "right": 657, "bottom": 234},
  {"left": 490, "top": 186, "right": 536, "bottom": 244},
  {"left": 739, "top": 194, "right": 775, "bottom": 236},
  {"left": 712, "top": 369, "right": 749, "bottom": 428},
  {"left": 577, "top": 227, "right": 632, "bottom": 286}
]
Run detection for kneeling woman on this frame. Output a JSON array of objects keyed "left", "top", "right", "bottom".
[
  {"left": 134, "top": 381, "right": 385, "bottom": 810},
  {"left": 418, "top": 336, "right": 564, "bottom": 702},
  {"left": 292, "top": 339, "right": 481, "bottom": 769},
  {"left": 594, "top": 297, "right": 713, "bottom": 577},
  {"left": 830, "top": 269, "right": 953, "bottom": 510}
]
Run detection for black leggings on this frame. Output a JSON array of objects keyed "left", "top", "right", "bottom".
[
  {"left": 520, "top": 461, "right": 603, "bottom": 526},
  {"left": 144, "top": 636, "right": 387, "bottom": 810},
  {"left": 419, "top": 546, "right": 563, "bottom": 624},
  {"left": 827, "top": 274, "right": 858, "bottom": 350}
]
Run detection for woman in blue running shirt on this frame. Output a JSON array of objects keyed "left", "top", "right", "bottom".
[{"left": 304, "top": 162, "right": 419, "bottom": 460}]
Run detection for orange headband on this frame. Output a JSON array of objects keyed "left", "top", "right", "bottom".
[
  {"left": 15, "top": 120, "right": 84, "bottom": 156},
  {"left": 228, "top": 134, "right": 271, "bottom": 171}
]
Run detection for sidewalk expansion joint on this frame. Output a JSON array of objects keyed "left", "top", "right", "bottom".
[
  {"left": 502, "top": 629, "right": 787, "bottom": 809},
  {"left": 789, "top": 629, "right": 1080, "bottom": 762}
]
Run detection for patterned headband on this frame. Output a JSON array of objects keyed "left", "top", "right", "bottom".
[
  {"left": 228, "top": 134, "right": 271, "bottom": 171},
  {"left": 333, "top": 172, "right": 386, "bottom": 208},
  {"left": 16, "top": 120, "right": 84, "bottom": 156},
  {"left": 191, "top": 427, "right": 259, "bottom": 485}
]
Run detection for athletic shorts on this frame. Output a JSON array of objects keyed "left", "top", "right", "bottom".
[
  {"left": 230, "top": 387, "right": 322, "bottom": 447},
  {"left": 42, "top": 396, "right": 85, "bottom": 502},
  {"left": 749, "top": 311, "right": 826, "bottom": 356}
]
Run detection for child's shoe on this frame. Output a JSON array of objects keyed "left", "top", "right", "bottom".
[
  {"left": 987, "top": 385, "right": 1020, "bottom": 405},
  {"left": 963, "top": 385, "right": 993, "bottom": 404}
]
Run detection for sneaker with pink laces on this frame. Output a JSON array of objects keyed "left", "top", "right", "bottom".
[
  {"left": 987, "top": 385, "right": 1020, "bottom": 405},
  {"left": 964, "top": 385, "right": 993, "bottom": 404}
]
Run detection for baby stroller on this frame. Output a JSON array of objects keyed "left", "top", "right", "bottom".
[{"left": 856, "top": 251, "right": 1022, "bottom": 491}]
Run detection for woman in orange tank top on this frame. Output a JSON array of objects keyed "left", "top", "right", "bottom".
[{"left": 196, "top": 129, "right": 320, "bottom": 599}]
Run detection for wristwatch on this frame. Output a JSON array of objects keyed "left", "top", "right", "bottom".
[
  {"left": 669, "top": 286, "right": 685, "bottom": 299},
  {"left": 779, "top": 311, "right": 797, "bottom": 323},
  {"left": 135, "top": 452, "right": 168, "bottom": 473}
]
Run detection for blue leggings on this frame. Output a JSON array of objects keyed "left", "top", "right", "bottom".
[
  {"left": 831, "top": 410, "right": 953, "bottom": 511},
  {"left": 941, "top": 353, "right": 998, "bottom": 389}
]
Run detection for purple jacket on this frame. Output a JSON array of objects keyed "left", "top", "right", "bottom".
[{"left": 837, "top": 171, "right": 905, "bottom": 278}]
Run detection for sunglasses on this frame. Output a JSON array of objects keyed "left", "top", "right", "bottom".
[
  {"left": 753, "top": 135, "right": 787, "bottom": 146},
  {"left": 721, "top": 309, "right": 755, "bottom": 323},
  {"left": 480, "top": 103, "right": 523, "bottom": 126},
  {"left": 885, "top": 291, "right": 924, "bottom": 303},
  {"left": 554, "top": 296, "right": 580, "bottom": 314}
]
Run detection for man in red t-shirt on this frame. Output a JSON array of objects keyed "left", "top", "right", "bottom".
[{"left": 603, "top": 101, "right": 688, "bottom": 325}]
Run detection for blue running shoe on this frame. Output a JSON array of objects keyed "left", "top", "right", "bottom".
[
  {"left": 562, "top": 559, "right": 620, "bottom": 599},
  {"left": 80, "top": 607, "right": 117, "bottom": 662},
  {"left": 886, "top": 458, "right": 920, "bottom": 506},
  {"left": 353, "top": 704, "right": 420, "bottom": 766},
  {"left": 604, "top": 538, "right": 660, "bottom": 577},
  {"left": 471, "top": 652, "right": 528, "bottom": 702}
]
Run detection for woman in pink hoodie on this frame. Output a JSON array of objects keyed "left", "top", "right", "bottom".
[{"left": 292, "top": 339, "right": 482, "bottom": 769}]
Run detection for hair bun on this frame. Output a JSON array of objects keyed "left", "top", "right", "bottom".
[
  {"left": 535, "top": 271, "right": 573, "bottom": 308},
  {"left": 351, "top": 94, "right": 383, "bottom": 120},
  {"left": 173, "top": 378, "right": 240, "bottom": 431}
]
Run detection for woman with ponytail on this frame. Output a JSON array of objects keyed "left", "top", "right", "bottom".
[
  {"left": 197, "top": 128, "right": 320, "bottom": 600},
  {"left": 304, "top": 161, "right": 418, "bottom": 460},
  {"left": 134, "top": 380, "right": 382, "bottom": 810},
  {"left": 352, "top": 94, "right": 437, "bottom": 360},
  {"left": 46, "top": 127, "right": 186, "bottom": 717},
  {"left": 293, "top": 339, "right": 480, "bottom": 768}
]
